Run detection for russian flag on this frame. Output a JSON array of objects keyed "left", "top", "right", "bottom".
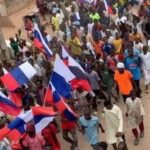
[
  {"left": 103, "top": 0, "right": 113, "bottom": 14},
  {"left": 62, "top": 46, "right": 91, "bottom": 92},
  {"left": 0, "top": 110, "right": 33, "bottom": 141},
  {"left": 32, "top": 106, "right": 57, "bottom": 133},
  {"left": 45, "top": 82, "right": 78, "bottom": 121},
  {"left": 34, "top": 23, "right": 53, "bottom": 57},
  {"left": 0, "top": 91, "right": 21, "bottom": 116},
  {"left": 0, "top": 107, "right": 57, "bottom": 141},
  {"left": 2, "top": 67, "right": 23, "bottom": 107},
  {"left": 0, "top": 62, "right": 37, "bottom": 91},
  {"left": 51, "top": 54, "right": 75, "bottom": 99}
]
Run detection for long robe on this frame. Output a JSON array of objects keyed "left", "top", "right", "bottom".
[{"left": 103, "top": 105, "right": 123, "bottom": 144}]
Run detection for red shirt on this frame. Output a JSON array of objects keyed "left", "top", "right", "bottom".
[
  {"left": 42, "top": 123, "right": 60, "bottom": 150},
  {"left": 61, "top": 114, "right": 76, "bottom": 130}
]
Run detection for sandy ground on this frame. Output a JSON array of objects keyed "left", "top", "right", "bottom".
[{"left": 0, "top": 2, "right": 150, "bottom": 150}]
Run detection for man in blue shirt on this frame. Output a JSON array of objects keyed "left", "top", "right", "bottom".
[
  {"left": 124, "top": 42, "right": 141, "bottom": 58},
  {"left": 78, "top": 111, "right": 105, "bottom": 150},
  {"left": 103, "top": 37, "right": 114, "bottom": 55},
  {"left": 124, "top": 47, "right": 141, "bottom": 97}
]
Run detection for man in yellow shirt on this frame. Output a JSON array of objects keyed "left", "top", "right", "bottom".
[
  {"left": 112, "top": 33, "right": 123, "bottom": 54},
  {"left": 52, "top": 12, "right": 60, "bottom": 31},
  {"left": 129, "top": 27, "right": 142, "bottom": 42}
]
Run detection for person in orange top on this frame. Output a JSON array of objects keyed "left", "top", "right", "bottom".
[
  {"left": 114, "top": 62, "right": 135, "bottom": 103},
  {"left": 93, "top": 39, "right": 104, "bottom": 58},
  {"left": 112, "top": 33, "right": 123, "bottom": 54},
  {"left": 129, "top": 27, "right": 142, "bottom": 42}
]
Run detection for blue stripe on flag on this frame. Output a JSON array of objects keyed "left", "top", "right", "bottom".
[
  {"left": 51, "top": 72, "right": 72, "bottom": 99},
  {"left": 0, "top": 95, "right": 18, "bottom": 108},
  {"left": 63, "top": 109, "right": 77, "bottom": 121},
  {"left": 8, "top": 118, "right": 26, "bottom": 133},
  {"left": 34, "top": 30, "right": 52, "bottom": 57},
  {"left": 34, "top": 115, "right": 50, "bottom": 124},
  {"left": 52, "top": 91, "right": 61, "bottom": 103},
  {"left": 10, "top": 67, "right": 29, "bottom": 85}
]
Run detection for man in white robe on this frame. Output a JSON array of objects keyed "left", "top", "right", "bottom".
[{"left": 103, "top": 100, "right": 125, "bottom": 150}]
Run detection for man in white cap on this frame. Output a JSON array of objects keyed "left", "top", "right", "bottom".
[{"left": 114, "top": 62, "right": 135, "bottom": 102}]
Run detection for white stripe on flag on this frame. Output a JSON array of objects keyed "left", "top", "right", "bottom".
[
  {"left": 19, "top": 62, "right": 37, "bottom": 79},
  {"left": 62, "top": 46, "right": 85, "bottom": 73},
  {"left": 34, "top": 23, "right": 53, "bottom": 56},
  {"left": 53, "top": 54, "right": 75, "bottom": 82},
  {"left": 35, "top": 117, "right": 54, "bottom": 133},
  {"left": 19, "top": 110, "right": 33, "bottom": 123},
  {"left": 0, "top": 91, "right": 8, "bottom": 99}
]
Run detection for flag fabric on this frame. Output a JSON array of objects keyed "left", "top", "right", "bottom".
[
  {"left": 62, "top": 46, "right": 91, "bottom": 92},
  {"left": 51, "top": 54, "right": 75, "bottom": 99},
  {"left": 34, "top": 23, "right": 53, "bottom": 57},
  {"left": 9, "top": 90, "right": 22, "bottom": 107},
  {"left": 103, "top": 0, "right": 113, "bottom": 14},
  {"left": 2, "top": 67, "right": 22, "bottom": 107},
  {"left": 0, "top": 62, "right": 37, "bottom": 91},
  {"left": 0, "top": 110, "right": 32, "bottom": 141},
  {"left": 0, "top": 91, "right": 21, "bottom": 116},
  {"left": 45, "top": 82, "right": 78, "bottom": 121},
  {"left": 32, "top": 106, "right": 57, "bottom": 133},
  {"left": 0, "top": 107, "right": 57, "bottom": 140}
]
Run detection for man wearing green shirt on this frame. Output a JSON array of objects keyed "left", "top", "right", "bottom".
[{"left": 9, "top": 37, "right": 19, "bottom": 56}]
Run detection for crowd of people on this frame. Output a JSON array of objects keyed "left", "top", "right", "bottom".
[{"left": 0, "top": 0, "right": 150, "bottom": 150}]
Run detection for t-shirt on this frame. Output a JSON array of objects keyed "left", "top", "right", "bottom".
[
  {"left": 89, "top": 13, "right": 100, "bottom": 21},
  {"left": 130, "top": 33, "right": 142, "bottom": 41},
  {"left": 103, "top": 43, "right": 114, "bottom": 55},
  {"left": 61, "top": 113, "right": 76, "bottom": 130},
  {"left": 125, "top": 57, "right": 141, "bottom": 80},
  {"left": 93, "top": 40, "right": 104, "bottom": 56},
  {"left": 86, "top": 71, "right": 100, "bottom": 90},
  {"left": 124, "top": 48, "right": 141, "bottom": 58},
  {"left": 23, "top": 134, "right": 45, "bottom": 150},
  {"left": 87, "top": 23, "right": 94, "bottom": 34},
  {"left": 112, "top": 39, "right": 122, "bottom": 53},
  {"left": 52, "top": 16, "right": 59, "bottom": 30},
  {"left": 140, "top": 52, "right": 150, "bottom": 70},
  {"left": 114, "top": 70, "right": 133, "bottom": 95},
  {"left": 79, "top": 116, "right": 99, "bottom": 145},
  {"left": 10, "top": 42, "right": 19, "bottom": 55},
  {"left": 42, "top": 124, "right": 60, "bottom": 150},
  {"left": 107, "top": 55, "right": 118, "bottom": 72}
]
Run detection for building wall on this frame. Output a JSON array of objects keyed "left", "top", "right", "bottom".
[
  {"left": 0, "top": 0, "right": 31, "bottom": 16},
  {"left": 0, "top": 0, "right": 7, "bottom": 16}
]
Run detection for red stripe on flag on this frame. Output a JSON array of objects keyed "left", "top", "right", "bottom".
[
  {"left": 55, "top": 99, "right": 67, "bottom": 113},
  {"left": 0, "top": 73, "right": 20, "bottom": 91},
  {"left": 32, "top": 106, "right": 57, "bottom": 116},
  {"left": 71, "top": 79, "right": 91, "bottom": 92},
  {"left": 8, "top": 129, "right": 22, "bottom": 141},
  {"left": 0, "top": 102, "right": 21, "bottom": 116},
  {"left": 9, "top": 92, "right": 22, "bottom": 107},
  {"left": 44, "top": 87, "right": 53, "bottom": 104},
  {"left": 34, "top": 38, "right": 43, "bottom": 49}
]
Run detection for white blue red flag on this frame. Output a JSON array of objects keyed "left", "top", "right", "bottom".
[
  {"left": 34, "top": 23, "right": 53, "bottom": 57},
  {"left": 0, "top": 62, "right": 37, "bottom": 91},
  {"left": 51, "top": 54, "right": 75, "bottom": 99},
  {"left": 0, "top": 106, "right": 57, "bottom": 141}
]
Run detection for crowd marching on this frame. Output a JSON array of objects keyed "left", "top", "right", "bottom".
[{"left": 0, "top": 0, "right": 150, "bottom": 150}]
